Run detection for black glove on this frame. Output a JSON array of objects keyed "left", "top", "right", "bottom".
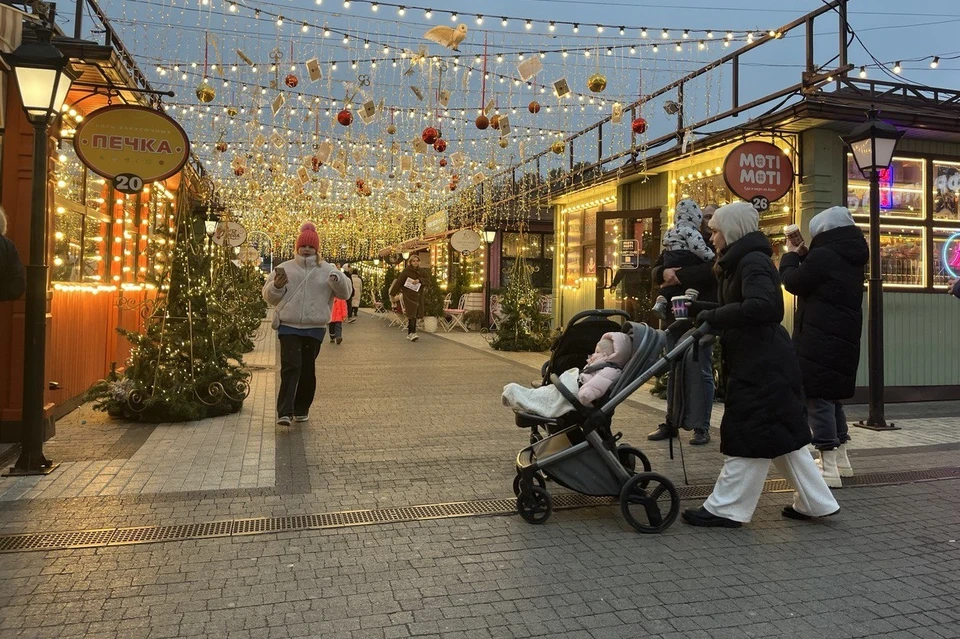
[{"left": 695, "top": 310, "right": 712, "bottom": 327}]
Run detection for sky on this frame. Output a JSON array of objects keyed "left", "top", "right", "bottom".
[{"left": 58, "top": 0, "right": 960, "bottom": 189}]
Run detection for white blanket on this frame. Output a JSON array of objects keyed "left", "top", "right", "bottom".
[{"left": 501, "top": 369, "right": 580, "bottom": 418}]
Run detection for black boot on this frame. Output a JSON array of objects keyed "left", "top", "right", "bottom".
[
  {"left": 682, "top": 506, "right": 742, "bottom": 528},
  {"left": 690, "top": 430, "right": 711, "bottom": 446},
  {"left": 647, "top": 423, "right": 679, "bottom": 441}
]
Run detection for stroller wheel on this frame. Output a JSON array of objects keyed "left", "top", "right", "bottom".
[
  {"left": 616, "top": 445, "right": 652, "bottom": 475},
  {"left": 512, "top": 472, "right": 546, "bottom": 497},
  {"left": 619, "top": 472, "right": 680, "bottom": 534},
  {"left": 517, "top": 486, "right": 552, "bottom": 525}
]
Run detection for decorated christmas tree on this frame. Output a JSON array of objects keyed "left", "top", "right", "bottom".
[
  {"left": 491, "top": 252, "right": 552, "bottom": 352},
  {"left": 87, "top": 205, "right": 253, "bottom": 422}
]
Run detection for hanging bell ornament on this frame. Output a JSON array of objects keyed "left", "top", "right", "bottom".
[
  {"left": 433, "top": 138, "right": 447, "bottom": 153},
  {"left": 498, "top": 138, "right": 508, "bottom": 149},
  {"left": 285, "top": 74, "right": 299, "bottom": 88},
  {"left": 587, "top": 73, "right": 607, "bottom": 93},
  {"left": 196, "top": 81, "right": 216, "bottom": 103},
  {"left": 337, "top": 109, "right": 353, "bottom": 126},
  {"left": 490, "top": 114, "right": 501, "bottom": 130},
  {"left": 475, "top": 115, "right": 489, "bottom": 130},
  {"left": 421, "top": 127, "right": 439, "bottom": 145},
  {"left": 528, "top": 101, "right": 541, "bottom": 114},
  {"left": 631, "top": 117, "right": 648, "bottom": 134},
  {"left": 227, "top": 106, "right": 239, "bottom": 117},
  {"left": 551, "top": 140, "right": 565, "bottom": 155},
  {"left": 387, "top": 124, "right": 397, "bottom": 135}
]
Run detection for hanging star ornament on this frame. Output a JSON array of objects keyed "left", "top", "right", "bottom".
[{"left": 423, "top": 24, "right": 468, "bottom": 51}]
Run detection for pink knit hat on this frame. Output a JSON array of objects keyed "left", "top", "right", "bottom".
[{"left": 295, "top": 222, "right": 320, "bottom": 251}]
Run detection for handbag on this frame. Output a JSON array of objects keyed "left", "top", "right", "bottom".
[{"left": 271, "top": 265, "right": 317, "bottom": 330}]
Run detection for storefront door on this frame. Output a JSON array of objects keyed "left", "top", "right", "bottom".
[{"left": 595, "top": 209, "right": 661, "bottom": 321}]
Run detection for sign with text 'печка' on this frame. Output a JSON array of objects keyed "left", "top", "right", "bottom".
[
  {"left": 723, "top": 141, "right": 794, "bottom": 212},
  {"left": 73, "top": 105, "right": 190, "bottom": 194}
]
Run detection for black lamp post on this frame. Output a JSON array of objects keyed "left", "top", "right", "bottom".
[
  {"left": 2, "top": 26, "right": 78, "bottom": 475},
  {"left": 841, "top": 110, "right": 904, "bottom": 431},
  {"left": 483, "top": 230, "right": 497, "bottom": 327}
]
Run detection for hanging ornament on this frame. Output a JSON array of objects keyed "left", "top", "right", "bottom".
[
  {"left": 227, "top": 106, "right": 239, "bottom": 117},
  {"left": 448, "top": 182, "right": 458, "bottom": 191},
  {"left": 498, "top": 138, "right": 508, "bottom": 149},
  {"left": 337, "top": 109, "right": 353, "bottom": 126},
  {"left": 387, "top": 124, "right": 397, "bottom": 135},
  {"left": 311, "top": 156, "right": 322, "bottom": 172},
  {"left": 196, "top": 81, "right": 216, "bottom": 103},
  {"left": 631, "top": 117, "right": 648, "bottom": 134},
  {"left": 528, "top": 101, "right": 541, "bottom": 114},
  {"left": 433, "top": 138, "right": 447, "bottom": 153},
  {"left": 475, "top": 115, "right": 489, "bottom": 130},
  {"left": 587, "top": 73, "right": 607, "bottom": 93},
  {"left": 490, "top": 114, "right": 501, "bottom": 130},
  {"left": 285, "top": 74, "right": 299, "bottom": 88},
  {"left": 215, "top": 141, "right": 228, "bottom": 153},
  {"left": 439, "top": 158, "right": 448, "bottom": 167},
  {"left": 233, "top": 166, "right": 245, "bottom": 177},
  {"left": 551, "top": 140, "right": 565, "bottom": 155},
  {"left": 421, "top": 127, "right": 439, "bottom": 144},
  {"left": 338, "top": 213, "right": 345, "bottom": 221},
  {"left": 362, "top": 186, "right": 372, "bottom": 197}
]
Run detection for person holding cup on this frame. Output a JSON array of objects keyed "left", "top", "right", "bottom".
[{"left": 779, "top": 206, "right": 869, "bottom": 486}]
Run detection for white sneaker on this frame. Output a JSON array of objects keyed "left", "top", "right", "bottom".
[
  {"left": 294, "top": 415, "right": 309, "bottom": 422},
  {"left": 277, "top": 416, "right": 292, "bottom": 426},
  {"left": 816, "top": 449, "right": 843, "bottom": 488},
  {"left": 409, "top": 333, "right": 419, "bottom": 341},
  {"left": 836, "top": 444, "right": 854, "bottom": 477}
]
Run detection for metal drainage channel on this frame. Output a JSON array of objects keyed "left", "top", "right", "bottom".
[{"left": 1, "top": 467, "right": 957, "bottom": 554}]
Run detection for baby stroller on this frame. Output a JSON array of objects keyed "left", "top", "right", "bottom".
[
  {"left": 511, "top": 318, "right": 713, "bottom": 534},
  {"left": 516, "top": 309, "right": 632, "bottom": 444}
]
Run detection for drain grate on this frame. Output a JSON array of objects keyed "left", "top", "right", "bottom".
[{"left": 0, "top": 467, "right": 956, "bottom": 554}]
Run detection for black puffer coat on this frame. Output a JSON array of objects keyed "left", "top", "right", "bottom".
[
  {"left": 698, "top": 231, "right": 810, "bottom": 459},
  {"left": 779, "top": 225, "right": 868, "bottom": 400}
]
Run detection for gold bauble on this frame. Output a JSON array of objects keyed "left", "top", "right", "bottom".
[
  {"left": 227, "top": 106, "right": 239, "bottom": 117},
  {"left": 387, "top": 124, "right": 397, "bottom": 135},
  {"left": 487, "top": 160, "right": 497, "bottom": 170},
  {"left": 587, "top": 73, "right": 607, "bottom": 93},
  {"left": 498, "top": 138, "right": 508, "bottom": 149},
  {"left": 196, "top": 81, "right": 216, "bottom": 103},
  {"left": 551, "top": 140, "right": 565, "bottom": 155}
]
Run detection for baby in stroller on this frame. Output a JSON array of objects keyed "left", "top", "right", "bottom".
[
  {"left": 502, "top": 331, "right": 632, "bottom": 418},
  {"left": 652, "top": 198, "right": 713, "bottom": 320}
]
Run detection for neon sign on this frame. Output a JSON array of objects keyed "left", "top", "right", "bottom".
[{"left": 942, "top": 232, "right": 960, "bottom": 279}]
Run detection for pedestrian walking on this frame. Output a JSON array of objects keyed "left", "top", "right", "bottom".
[
  {"left": 329, "top": 297, "right": 348, "bottom": 344},
  {"left": 779, "top": 206, "right": 868, "bottom": 486},
  {"left": 648, "top": 202, "right": 718, "bottom": 446},
  {"left": 949, "top": 278, "right": 960, "bottom": 299},
  {"left": 389, "top": 254, "right": 426, "bottom": 342},
  {"left": 683, "top": 201, "right": 839, "bottom": 528},
  {"left": 262, "top": 222, "right": 352, "bottom": 426},
  {"left": 0, "top": 206, "right": 26, "bottom": 302},
  {"left": 349, "top": 269, "right": 363, "bottom": 321}
]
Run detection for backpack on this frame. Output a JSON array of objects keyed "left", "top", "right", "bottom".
[{"left": 0, "top": 235, "right": 26, "bottom": 301}]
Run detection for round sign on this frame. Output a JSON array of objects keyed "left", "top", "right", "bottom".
[
  {"left": 74, "top": 105, "right": 190, "bottom": 184},
  {"left": 942, "top": 232, "right": 960, "bottom": 279},
  {"left": 450, "top": 229, "right": 481, "bottom": 254},
  {"left": 723, "top": 141, "right": 794, "bottom": 203},
  {"left": 213, "top": 221, "right": 247, "bottom": 247}
]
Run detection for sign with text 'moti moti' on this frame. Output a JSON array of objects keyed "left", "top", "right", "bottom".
[
  {"left": 723, "top": 141, "right": 794, "bottom": 213},
  {"left": 73, "top": 105, "right": 190, "bottom": 194}
]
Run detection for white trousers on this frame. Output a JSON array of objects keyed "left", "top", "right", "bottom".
[{"left": 703, "top": 449, "right": 840, "bottom": 523}]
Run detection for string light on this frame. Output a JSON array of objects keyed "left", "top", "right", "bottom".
[
  {"left": 893, "top": 61, "right": 902, "bottom": 74},
  {"left": 931, "top": 56, "right": 940, "bottom": 68}
]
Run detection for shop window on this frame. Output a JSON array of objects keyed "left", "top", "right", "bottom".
[
  {"left": 543, "top": 234, "right": 555, "bottom": 260},
  {"left": 53, "top": 200, "right": 105, "bottom": 283},
  {"left": 933, "top": 161, "right": 960, "bottom": 221},
  {"left": 563, "top": 213, "right": 583, "bottom": 287},
  {"left": 933, "top": 228, "right": 960, "bottom": 287},
  {"left": 676, "top": 171, "right": 793, "bottom": 223},
  {"left": 501, "top": 231, "right": 553, "bottom": 290},
  {"left": 858, "top": 225, "right": 924, "bottom": 286},
  {"left": 847, "top": 156, "right": 924, "bottom": 219}
]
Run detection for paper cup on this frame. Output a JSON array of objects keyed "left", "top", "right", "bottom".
[
  {"left": 784, "top": 224, "right": 804, "bottom": 247},
  {"left": 671, "top": 296, "right": 691, "bottom": 318}
]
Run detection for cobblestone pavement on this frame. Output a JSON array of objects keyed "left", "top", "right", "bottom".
[{"left": 0, "top": 312, "right": 958, "bottom": 638}]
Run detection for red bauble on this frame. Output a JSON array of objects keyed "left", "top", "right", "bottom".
[
  {"left": 475, "top": 115, "right": 489, "bottom": 130},
  {"left": 528, "top": 101, "right": 541, "bottom": 114},
  {"left": 631, "top": 117, "right": 648, "bottom": 135},
  {"left": 448, "top": 182, "right": 457, "bottom": 191},
  {"left": 215, "top": 141, "right": 228, "bottom": 153},
  {"left": 233, "top": 166, "right": 245, "bottom": 176},
  {"left": 338, "top": 213, "right": 345, "bottom": 221},
  {"left": 337, "top": 109, "right": 353, "bottom": 126},
  {"left": 490, "top": 114, "right": 501, "bottom": 130},
  {"left": 439, "top": 158, "right": 448, "bottom": 167},
  {"left": 433, "top": 138, "right": 447, "bottom": 153},
  {"left": 311, "top": 156, "right": 322, "bottom": 172},
  {"left": 284, "top": 74, "right": 299, "bottom": 88},
  {"left": 356, "top": 178, "right": 365, "bottom": 188},
  {"left": 421, "top": 127, "right": 439, "bottom": 145}
]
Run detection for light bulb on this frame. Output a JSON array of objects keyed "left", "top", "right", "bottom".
[
  {"left": 573, "top": 23, "right": 579, "bottom": 33},
  {"left": 931, "top": 57, "right": 940, "bottom": 68}
]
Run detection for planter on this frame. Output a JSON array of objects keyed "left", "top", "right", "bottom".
[{"left": 423, "top": 316, "right": 440, "bottom": 333}]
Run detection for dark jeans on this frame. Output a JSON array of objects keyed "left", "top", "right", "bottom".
[
  {"left": 348, "top": 305, "right": 359, "bottom": 318},
  {"left": 329, "top": 322, "right": 342, "bottom": 340},
  {"left": 665, "top": 329, "right": 714, "bottom": 433},
  {"left": 807, "top": 398, "right": 850, "bottom": 450},
  {"left": 277, "top": 333, "right": 323, "bottom": 417},
  {"left": 407, "top": 318, "right": 417, "bottom": 334}
]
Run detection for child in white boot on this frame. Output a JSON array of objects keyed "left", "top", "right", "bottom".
[{"left": 502, "top": 332, "right": 633, "bottom": 417}]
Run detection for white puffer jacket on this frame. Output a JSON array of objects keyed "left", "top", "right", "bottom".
[{"left": 262, "top": 256, "right": 353, "bottom": 329}]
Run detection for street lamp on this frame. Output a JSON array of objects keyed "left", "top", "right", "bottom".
[
  {"left": 482, "top": 230, "right": 496, "bottom": 327},
  {"left": 2, "top": 26, "right": 77, "bottom": 475},
  {"left": 841, "top": 110, "right": 904, "bottom": 431}
]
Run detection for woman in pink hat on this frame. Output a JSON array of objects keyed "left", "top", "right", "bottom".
[{"left": 262, "top": 222, "right": 352, "bottom": 426}]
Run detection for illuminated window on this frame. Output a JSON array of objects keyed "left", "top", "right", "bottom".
[{"left": 847, "top": 155, "right": 924, "bottom": 219}]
